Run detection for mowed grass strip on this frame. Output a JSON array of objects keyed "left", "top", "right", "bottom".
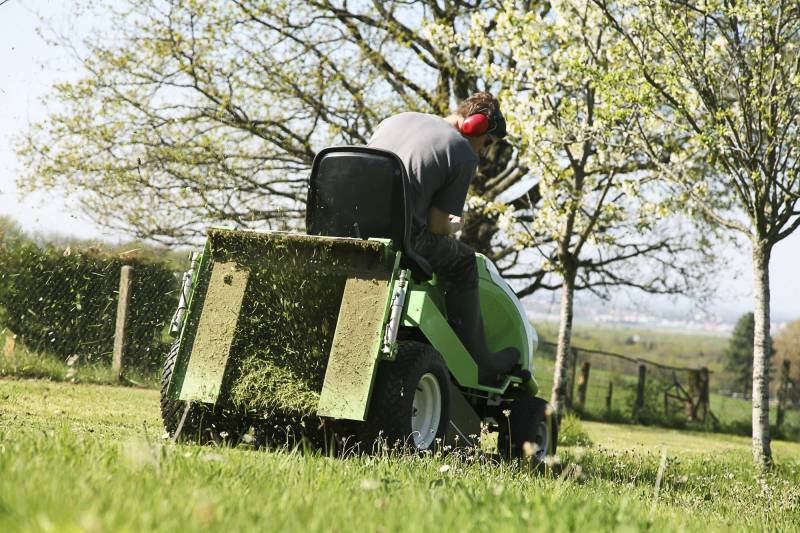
[
  {"left": 584, "top": 420, "right": 800, "bottom": 461},
  {"left": 1, "top": 379, "right": 799, "bottom": 532}
]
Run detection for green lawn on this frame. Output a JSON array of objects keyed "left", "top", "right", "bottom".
[
  {"left": 0, "top": 329, "right": 159, "bottom": 388},
  {"left": 584, "top": 420, "right": 800, "bottom": 461},
  {"left": 1, "top": 378, "right": 799, "bottom": 532}
]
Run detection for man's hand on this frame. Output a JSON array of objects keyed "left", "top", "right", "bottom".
[
  {"left": 428, "top": 206, "right": 463, "bottom": 235},
  {"left": 448, "top": 214, "right": 463, "bottom": 233}
]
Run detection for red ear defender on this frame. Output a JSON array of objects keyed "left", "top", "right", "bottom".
[{"left": 461, "top": 113, "right": 489, "bottom": 136}]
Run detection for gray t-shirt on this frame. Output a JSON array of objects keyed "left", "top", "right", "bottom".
[{"left": 368, "top": 112, "right": 478, "bottom": 230}]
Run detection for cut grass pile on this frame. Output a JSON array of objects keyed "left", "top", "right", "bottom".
[
  {"left": 1, "top": 378, "right": 799, "bottom": 532},
  {"left": 190, "top": 230, "right": 392, "bottom": 419}
]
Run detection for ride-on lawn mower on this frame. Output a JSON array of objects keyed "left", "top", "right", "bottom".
[{"left": 162, "top": 146, "right": 558, "bottom": 462}]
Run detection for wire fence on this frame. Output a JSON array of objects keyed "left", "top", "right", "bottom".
[
  {"left": 0, "top": 237, "right": 181, "bottom": 375},
  {"left": 539, "top": 341, "right": 800, "bottom": 438}
]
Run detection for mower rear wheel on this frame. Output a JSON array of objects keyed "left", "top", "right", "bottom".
[
  {"left": 497, "top": 396, "right": 558, "bottom": 464},
  {"left": 160, "top": 340, "right": 248, "bottom": 445},
  {"left": 360, "top": 341, "right": 450, "bottom": 452}
]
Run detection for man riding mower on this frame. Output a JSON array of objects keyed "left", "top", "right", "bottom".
[{"left": 161, "top": 91, "right": 558, "bottom": 463}]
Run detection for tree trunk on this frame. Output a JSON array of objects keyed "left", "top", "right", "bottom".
[
  {"left": 751, "top": 240, "right": 773, "bottom": 470},
  {"left": 550, "top": 266, "right": 577, "bottom": 415}
]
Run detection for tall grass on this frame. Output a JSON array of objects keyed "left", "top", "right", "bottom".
[
  {"left": 1, "top": 379, "right": 798, "bottom": 532},
  {"left": 2, "top": 426, "right": 798, "bottom": 532}
]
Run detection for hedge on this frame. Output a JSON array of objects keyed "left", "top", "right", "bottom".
[{"left": 0, "top": 238, "right": 180, "bottom": 371}]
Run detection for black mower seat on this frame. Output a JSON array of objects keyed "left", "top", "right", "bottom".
[{"left": 305, "top": 146, "right": 433, "bottom": 280}]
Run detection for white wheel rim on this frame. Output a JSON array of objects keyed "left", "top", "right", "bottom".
[
  {"left": 411, "top": 373, "right": 442, "bottom": 449},
  {"left": 533, "top": 421, "right": 549, "bottom": 462}
]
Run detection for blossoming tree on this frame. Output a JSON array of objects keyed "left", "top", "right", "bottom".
[
  {"left": 446, "top": 0, "right": 714, "bottom": 414},
  {"left": 594, "top": 0, "right": 800, "bottom": 469}
]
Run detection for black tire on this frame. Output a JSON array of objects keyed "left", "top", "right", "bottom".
[
  {"left": 497, "top": 396, "right": 558, "bottom": 464},
  {"left": 359, "top": 341, "right": 450, "bottom": 452},
  {"left": 160, "top": 341, "right": 248, "bottom": 445}
]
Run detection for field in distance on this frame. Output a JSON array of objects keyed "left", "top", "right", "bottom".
[{"left": 534, "top": 320, "right": 729, "bottom": 372}]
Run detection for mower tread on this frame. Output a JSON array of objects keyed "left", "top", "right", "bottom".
[{"left": 497, "top": 395, "right": 558, "bottom": 463}]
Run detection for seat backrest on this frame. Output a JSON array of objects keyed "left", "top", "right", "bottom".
[{"left": 306, "top": 146, "right": 432, "bottom": 278}]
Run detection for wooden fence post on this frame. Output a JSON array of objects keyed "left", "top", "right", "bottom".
[
  {"left": 576, "top": 361, "right": 591, "bottom": 412},
  {"left": 566, "top": 348, "right": 579, "bottom": 410},
  {"left": 634, "top": 364, "right": 647, "bottom": 418},
  {"left": 698, "top": 367, "right": 710, "bottom": 423},
  {"left": 112, "top": 265, "right": 133, "bottom": 380},
  {"left": 3, "top": 331, "right": 16, "bottom": 361},
  {"left": 605, "top": 381, "right": 613, "bottom": 414},
  {"left": 687, "top": 370, "right": 699, "bottom": 420},
  {"left": 777, "top": 360, "right": 790, "bottom": 428}
]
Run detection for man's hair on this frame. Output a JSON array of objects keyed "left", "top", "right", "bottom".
[{"left": 454, "top": 91, "right": 501, "bottom": 119}]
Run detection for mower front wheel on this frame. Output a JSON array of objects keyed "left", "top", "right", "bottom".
[
  {"left": 497, "top": 396, "right": 558, "bottom": 464},
  {"left": 360, "top": 341, "right": 450, "bottom": 452}
]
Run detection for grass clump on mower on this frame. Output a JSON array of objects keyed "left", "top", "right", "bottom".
[
  {"left": 162, "top": 229, "right": 395, "bottom": 444},
  {"left": 168, "top": 230, "right": 391, "bottom": 427},
  {"left": 220, "top": 231, "right": 392, "bottom": 417}
]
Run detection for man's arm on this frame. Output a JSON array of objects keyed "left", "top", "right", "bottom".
[
  {"left": 428, "top": 147, "right": 476, "bottom": 236},
  {"left": 427, "top": 206, "right": 463, "bottom": 235}
]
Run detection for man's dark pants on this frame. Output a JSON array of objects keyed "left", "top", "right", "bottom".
[{"left": 411, "top": 225, "right": 477, "bottom": 292}]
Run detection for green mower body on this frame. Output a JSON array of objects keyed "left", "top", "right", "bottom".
[{"left": 166, "top": 228, "right": 542, "bottom": 447}]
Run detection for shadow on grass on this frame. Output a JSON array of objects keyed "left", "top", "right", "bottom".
[{"left": 1, "top": 350, "right": 158, "bottom": 388}]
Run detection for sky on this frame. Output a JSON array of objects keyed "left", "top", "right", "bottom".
[{"left": 0, "top": 0, "right": 798, "bottom": 326}]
